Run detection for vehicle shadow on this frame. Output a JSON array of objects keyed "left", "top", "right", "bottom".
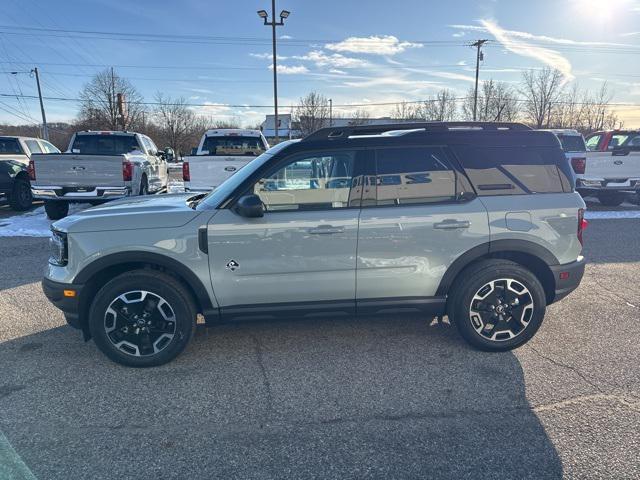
[{"left": 0, "top": 312, "right": 563, "bottom": 479}]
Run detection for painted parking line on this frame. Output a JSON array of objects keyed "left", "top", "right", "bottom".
[{"left": 0, "top": 430, "right": 37, "bottom": 480}]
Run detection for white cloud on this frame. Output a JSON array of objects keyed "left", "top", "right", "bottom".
[
  {"left": 329, "top": 68, "right": 347, "bottom": 75},
  {"left": 268, "top": 64, "right": 309, "bottom": 74},
  {"left": 280, "top": 35, "right": 293, "bottom": 40},
  {"left": 250, "top": 52, "right": 289, "bottom": 60},
  {"left": 341, "top": 76, "right": 442, "bottom": 90},
  {"left": 293, "top": 50, "right": 369, "bottom": 68},
  {"left": 403, "top": 68, "right": 477, "bottom": 83},
  {"left": 452, "top": 32, "right": 465, "bottom": 38},
  {"left": 325, "top": 35, "right": 423, "bottom": 55},
  {"left": 621, "top": 32, "right": 640, "bottom": 37},
  {"left": 479, "top": 19, "right": 574, "bottom": 82}
]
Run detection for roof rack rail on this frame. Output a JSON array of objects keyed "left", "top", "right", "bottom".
[{"left": 302, "top": 121, "right": 532, "bottom": 142}]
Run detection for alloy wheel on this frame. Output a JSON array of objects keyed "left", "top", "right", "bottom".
[{"left": 468, "top": 278, "right": 534, "bottom": 342}]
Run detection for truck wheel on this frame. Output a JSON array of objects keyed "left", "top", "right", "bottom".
[
  {"left": 44, "top": 201, "right": 69, "bottom": 220},
  {"left": 88, "top": 270, "right": 197, "bottom": 367},
  {"left": 597, "top": 191, "right": 626, "bottom": 207},
  {"left": 447, "top": 260, "right": 546, "bottom": 352},
  {"left": 9, "top": 176, "right": 33, "bottom": 211},
  {"left": 139, "top": 175, "right": 148, "bottom": 195}
]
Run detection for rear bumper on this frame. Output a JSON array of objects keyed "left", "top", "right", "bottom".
[
  {"left": 576, "top": 177, "right": 640, "bottom": 192},
  {"left": 32, "top": 185, "right": 130, "bottom": 201},
  {"left": 42, "top": 277, "right": 83, "bottom": 325},
  {"left": 550, "top": 256, "right": 586, "bottom": 303}
]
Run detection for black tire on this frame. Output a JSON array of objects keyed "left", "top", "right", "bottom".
[
  {"left": 8, "top": 176, "right": 32, "bottom": 211},
  {"left": 44, "top": 200, "right": 69, "bottom": 220},
  {"left": 139, "top": 175, "right": 148, "bottom": 195},
  {"left": 630, "top": 191, "right": 640, "bottom": 206},
  {"left": 597, "top": 191, "right": 626, "bottom": 207},
  {"left": 88, "top": 270, "right": 196, "bottom": 367},
  {"left": 447, "top": 260, "right": 547, "bottom": 352}
]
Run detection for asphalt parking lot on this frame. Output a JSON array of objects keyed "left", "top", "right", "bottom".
[{"left": 0, "top": 212, "right": 639, "bottom": 479}]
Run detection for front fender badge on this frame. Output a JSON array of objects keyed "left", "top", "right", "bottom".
[{"left": 226, "top": 260, "right": 240, "bottom": 271}]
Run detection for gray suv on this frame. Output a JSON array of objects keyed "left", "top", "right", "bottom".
[{"left": 42, "top": 122, "right": 587, "bottom": 367}]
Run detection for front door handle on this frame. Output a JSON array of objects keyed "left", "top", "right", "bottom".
[
  {"left": 433, "top": 219, "right": 471, "bottom": 230},
  {"left": 308, "top": 225, "right": 345, "bottom": 235}
]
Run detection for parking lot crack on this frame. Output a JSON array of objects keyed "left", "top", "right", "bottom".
[
  {"left": 592, "top": 278, "right": 638, "bottom": 308},
  {"left": 533, "top": 393, "right": 640, "bottom": 413},
  {"left": 527, "top": 345, "right": 605, "bottom": 393},
  {"left": 250, "top": 334, "right": 274, "bottom": 420}
]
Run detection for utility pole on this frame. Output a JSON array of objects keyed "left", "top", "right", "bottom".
[
  {"left": 329, "top": 98, "right": 333, "bottom": 127},
  {"left": 471, "top": 39, "right": 488, "bottom": 122},
  {"left": 31, "top": 67, "right": 48, "bottom": 141},
  {"left": 257, "top": 3, "right": 290, "bottom": 144}
]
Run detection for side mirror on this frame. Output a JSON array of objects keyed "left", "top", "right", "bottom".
[
  {"left": 235, "top": 194, "right": 264, "bottom": 218},
  {"left": 164, "top": 147, "right": 175, "bottom": 162}
]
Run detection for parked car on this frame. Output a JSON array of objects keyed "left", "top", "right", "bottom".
[
  {"left": 31, "top": 131, "right": 169, "bottom": 220},
  {"left": 182, "top": 129, "right": 269, "bottom": 192},
  {"left": 0, "top": 136, "right": 60, "bottom": 210},
  {"left": 585, "top": 129, "right": 640, "bottom": 152},
  {"left": 42, "top": 122, "right": 586, "bottom": 367},
  {"left": 540, "top": 128, "right": 586, "bottom": 163},
  {"left": 577, "top": 130, "right": 640, "bottom": 206}
]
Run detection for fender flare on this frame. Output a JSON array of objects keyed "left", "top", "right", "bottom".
[{"left": 436, "top": 240, "right": 559, "bottom": 296}]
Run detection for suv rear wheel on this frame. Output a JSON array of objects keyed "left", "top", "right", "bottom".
[
  {"left": 9, "top": 176, "right": 32, "bottom": 211},
  {"left": 88, "top": 270, "right": 196, "bottom": 367},
  {"left": 447, "top": 260, "right": 546, "bottom": 351},
  {"left": 44, "top": 200, "right": 69, "bottom": 220}
]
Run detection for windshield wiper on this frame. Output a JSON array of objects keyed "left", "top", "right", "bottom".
[{"left": 187, "top": 193, "right": 207, "bottom": 209}]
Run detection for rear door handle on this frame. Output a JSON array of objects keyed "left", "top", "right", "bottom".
[
  {"left": 433, "top": 219, "right": 470, "bottom": 230},
  {"left": 308, "top": 225, "right": 345, "bottom": 235}
]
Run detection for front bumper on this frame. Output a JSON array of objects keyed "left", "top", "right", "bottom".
[
  {"left": 32, "top": 186, "right": 130, "bottom": 201},
  {"left": 42, "top": 277, "right": 83, "bottom": 326},
  {"left": 550, "top": 256, "right": 586, "bottom": 303}
]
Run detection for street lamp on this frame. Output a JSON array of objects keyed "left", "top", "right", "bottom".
[{"left": 257, "top": 1, "right": 290, "bottom": 143}]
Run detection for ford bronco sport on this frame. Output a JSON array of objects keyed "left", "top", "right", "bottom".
[{"left": 42, "top": 122, "right": 587, "bottom": 367}]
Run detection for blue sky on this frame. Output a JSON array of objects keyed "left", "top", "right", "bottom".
[{"left": 0, "top": 0, "right": 639, "bottom": 126}]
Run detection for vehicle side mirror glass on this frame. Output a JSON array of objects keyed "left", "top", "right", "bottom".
[
  {"left": 235, "top": 194, "right": 264, "bottom": 218},
  {"left": 164, "top": 147, "right": 175, "bottom": 162}
]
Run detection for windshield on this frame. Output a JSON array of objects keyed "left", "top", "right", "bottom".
[
  {"left": 558, "top": 135, "right": 586, "bottom": 152},
  {"left": 71, "top": 135, "right": 141, "bottom": 155},
  {"left": 196, "top": 140, "right": 297, "bottom": 210},
  {"left": 201, "top": 136, "right": 265, "bottom": 156},
  {"left": 0, "top": 138, "right": 22, "bottom": 154}
]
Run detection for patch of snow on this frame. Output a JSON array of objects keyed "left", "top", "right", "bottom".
[
  {"left": 0, "top": 204, "right": 89, "bottom": 237},
  {"left": 584, "top": 210, "right": 640, "bottom": 220}
]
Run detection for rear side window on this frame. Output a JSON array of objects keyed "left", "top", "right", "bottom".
[
  {"left": 0, "top": 138, "right": 22, "bottom": 154},
  {"left": 202, "top": 136, "right": 266, "bottom": 156},
  {"left": 585, "top": 134, "right": 602, "bottom": 151},
  {"left": 24, "top": 140, "right": 43, "bottom": 154},
  {"left": 453, "top": 146, "right": 566, "bottom": 196},
  {"left": 71, "top": 135, "right": 140, "bottom": 155},
  {"left": 558, "top": 135, "right": 586, "bottom": 153},
  {"left": 372, "top": 147, "right": 459, "bottom": 206}
]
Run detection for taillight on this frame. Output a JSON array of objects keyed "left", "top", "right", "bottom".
[
  {"left": 122, "top": 161, "right": 133, "bottom": 181},
  {"left": 182, "top": 161, "right": 190, "bottom": 182},
  {"left": 571, "top": 157, "right": 586, "bottom": 175},
  {"left": 27, "top": 159, "right": 36, "bottom": 180},
  {"left": 577, "top": 208, "right": 588, "bottom": 246}
]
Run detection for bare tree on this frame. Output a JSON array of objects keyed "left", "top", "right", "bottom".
[
  {"left": 346, "top": 108, "right": 371, "bottom": 126},
  {"left": 520, "top": 67, "right": 565, "bottom": 128},
  {"left": 420, "top": 89, "right": 457, "bottom": 121},
  {"left": 580, "top": 83, "right": 621, "bottom": 132},
  {"left": 390, "top": 101, "right": 421, "bottom": 120},
  {"left": 463, "top": 80, "right": 519, "bottom": 122},
  {"left": 151, "top": 93, "right": 199, "bottom": 155},
  {"left": 292, "top": 92, "right": 331, "bottom": 137}
]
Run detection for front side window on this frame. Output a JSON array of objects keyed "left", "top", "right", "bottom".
[
  {"left": 373, "top": 147, "right": 458, "bottom": 206},
  {"left": 608, "top": 134, "right": 629, "bottom": 150},
  {"left": 203, "top": 136, "right": 266, "bottom": 156},
  {"left": 24, "top": 140, "right": 43, "bottom": 154},
  {"left": 253, "top": 150, "right": 359, "bottom": 211},
  {"left": 585, "top": 134, "right": 602, "bottom": 151}
]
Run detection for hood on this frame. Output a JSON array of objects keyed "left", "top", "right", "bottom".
[{"left": 53, "top": 193, "right": 206, "bottom": 233}]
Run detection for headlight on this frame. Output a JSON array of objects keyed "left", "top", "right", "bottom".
[{"left": 49, "top": 229, "right": 68, "bottom": 266}]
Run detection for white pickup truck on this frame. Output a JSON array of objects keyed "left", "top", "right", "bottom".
[
  {"left": 182, "top": 129, "right": 269, "bottom": 192},
  {"left": 577, "top": 131, "right": 640, "bottom": 206},
  {"left": 31, "top": 131, "right": 169, "bottom": 219}
]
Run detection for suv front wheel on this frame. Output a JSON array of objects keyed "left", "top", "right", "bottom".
[
  {"left": 88, "top": 270, "right": 197, "bottom": 367},
  {"left": 447, "top": 260, "right": 547, "bottom": 351}
]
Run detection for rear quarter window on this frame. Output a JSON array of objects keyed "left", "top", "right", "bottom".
[
  {"left": 453, "top": 146, "right": 568, "bottom": 196},
  {"left": 558, "top": 135, "right": 586, "bottom": 152}
]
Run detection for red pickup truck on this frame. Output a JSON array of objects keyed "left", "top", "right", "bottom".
[{"left": 585, "top": 130, "right": 640, "bottom": 152}]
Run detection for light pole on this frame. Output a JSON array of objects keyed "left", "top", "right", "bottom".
[
  {"left": 257, "top": 2, "right": 290, "bottom": 144},
  {"left": 31, "top": 68, "right": 49, "bottom": 140}
]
